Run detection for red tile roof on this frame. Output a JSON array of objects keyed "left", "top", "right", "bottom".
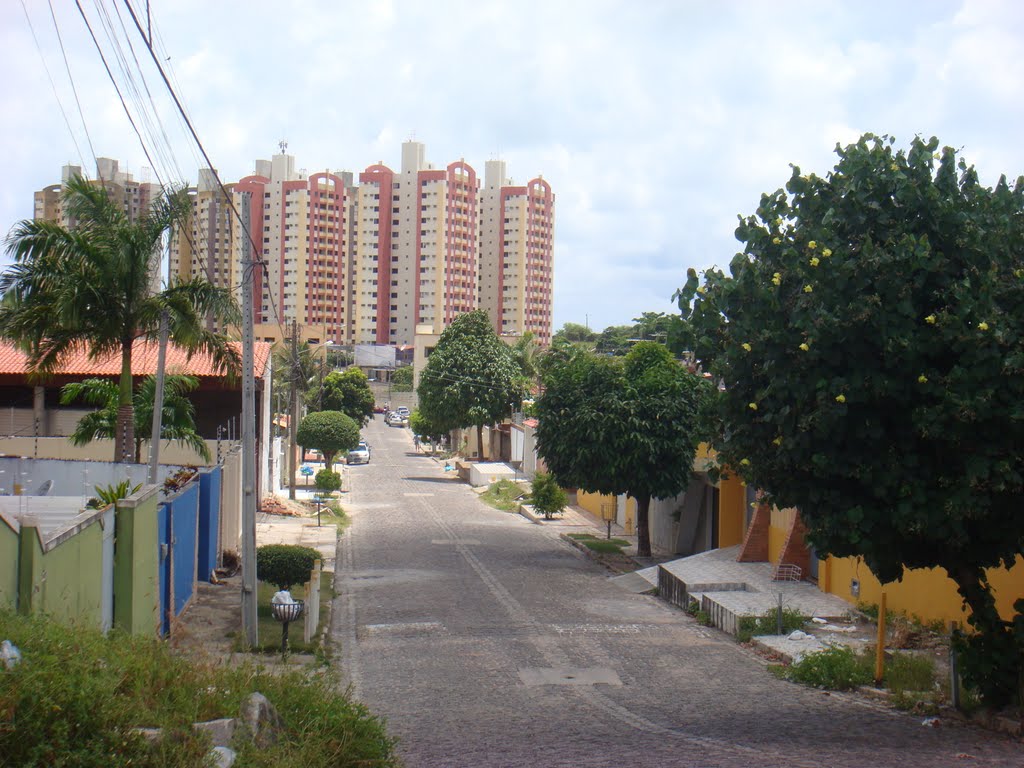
[{"left": 0, "top": 339, "right": 271, "bottom": 379}]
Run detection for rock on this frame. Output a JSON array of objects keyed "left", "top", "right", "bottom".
[
  {"left": 210, "top": 746, "right": 237, "bottom": 767},
  {"left": 1, "top": 640, "right": 22, "bottom": 669},
  {"left": 811, "top": 617, "right": 828, "bottom": 624},
  {"left": 238, "top": 692, "right": 284, "bottom": 748},
  {"left": 193, "top": 718, "right": 237, "bottom": 748},
  {"left": 787, "top": 630, "right": 811, "bottom": 641}
]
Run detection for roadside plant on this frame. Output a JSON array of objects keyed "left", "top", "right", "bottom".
[
  {"left": 786, "top": 646, "right": 872, "bottom": 691},
  {"left": 295, "top": 410, "right": 359, "bottom": 470},
  {"left": 529, "top": 472, "right": 567, "bottom": 519},
  {"left": 677, "top": 133, "right": 1024, "bottom": 707},
  {"left": 314, "top": 469, "right": 341, "bottom": 496},
  {"left": 87, "top": 480, "right": 142, "bottom": 509},
  {"left": 256, "top": 544, "right": 321, "bottom": 590}
]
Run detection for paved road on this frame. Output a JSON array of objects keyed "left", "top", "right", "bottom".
[{"left": 331, "top": 418, "right": 1021, "bottom": 768}]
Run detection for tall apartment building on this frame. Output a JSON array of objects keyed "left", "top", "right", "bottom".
[
  {"left": 34, "top": 158, "right": 159, "bottom": 228},
  {"left": 478, "top": 159, "right": 555, "bottom": 345},
  {"left": 36, "top": 144, "right": 555, "bottom": 348}
]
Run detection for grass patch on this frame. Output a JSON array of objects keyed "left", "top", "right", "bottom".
[
  {"left": 787, "top": 645, "right": 873, "bottom": 690},
  {"left": 566, "top": 533, "right": 630, "bottom": 554},
  {"left": 886, "top": 651, "right": 936, "bottom": 694},
  {"left": 0, "top": 610, "right": 397, "bottom": 767},
  {"left": 479, "top": 479, "right": 528, "bottom": 512},
  {"left": 781, "top": 645, "right": 941, "bottom": 702},
  {"left": 736, "top": 607, "right": 808, "bottom": 642},
  {"left": 232, "top": 579, "right": 332, "bottom": 655}
]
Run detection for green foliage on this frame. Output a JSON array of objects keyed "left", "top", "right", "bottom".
[
  {"left": 954, "top": 595, "right": 1024, "bottom": 709},
  {"left": 676, "top": 134, "right": 1024, "bottom": 706},
  {"left": 786, "top": 646, "right": 873, "bottom": 690},
  {"left": 529, "top": 472, "right": 567, "bottom": 519},
  {"left": 408, "top": 408, "right": 446, "bottom": 445},
  {"left": 317, "top": 368, "right": 375, "bottom": 426},
  {"left": 60, "top": 375, "right": 210, "bottom": 463},
  {"left": 390, "top": 365, "right": 414, "bottom": 391},
  {"left": 0, "top": 175, "right": 239, "bottom": 463},
  {"left": 314, "top": 469, "right": 342, "bottom": 494},
  {"left": 0, "top": 610, "right": 397, "bottom": 767},
  {"left": 736, "top": 608, "right": 808, "bottom": 642},
  {"left": 479, "top": 479, "right": 526, "bottom": 512},
  {"left": 89, "top": 480, "right": 142, "bottom": 508},
  {"left": 535, "top": 341, "right": 710, "bottom": 556},
  {"left": 417, "top": 310, "right": 525, "bottom": 439},
  {"left": 695, "top": 610, "right": 713, "bottom": 626},
  {"left": 594, "top": 324, "right": 634, "bottom": 356},
  {"left": 272, "top": 344, "right": 321, "bottom": 420},
  {"left": 552, "top": 322, "right": 597, "bottom": 344},
  {"left": 296, "top": 410, "right": 360, "bottom": 469},
  {"left": 256, "top": 544, "right": 321, "bottom": 590},
  {"left": 565, "top": 533, "right": 631, "bottom": 554},
  {"left": 885, "top": 651, "right": 937, "bottom": 694}
]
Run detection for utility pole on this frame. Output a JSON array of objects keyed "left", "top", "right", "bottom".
[
  {"left": 240, "top": 193, "right": 258, "bottom": 647},
  {"left": 288, "top": 319, "right": 299, "bottom": 500},
  {"left": 147, "top": 310, "right": 169, "bottom": 485}
]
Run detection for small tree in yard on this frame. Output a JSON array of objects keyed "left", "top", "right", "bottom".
[
  {"left": 678, "top": 134, "right": 1024, "bottom": 707},
  {"left": 256, "top": 544, "right": 320, "bottom": 590},
  {"left": 536, "top": 341, "right": 709, "bottom": 557},
  {"left": 317, "top": 367, "right": 375, "bottom": 426},
  {"left": 409, "top": 408, "right": 446, "bottom": 452},
  {"left": 295, "top": 410, "right": 359, "bottom": 470},
  {"left": 314, "top": 468, "right": 341, "bottom": 496},
  {"left": 417, "top": 310, "right": 524, "bottom": 457},
  {"left": 530, "top": 472, "right": 567, "bottom": 520}
]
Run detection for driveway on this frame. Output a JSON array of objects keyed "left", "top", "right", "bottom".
[{"left": 332, "top": 418, "right": 1021, "bottom": 767}]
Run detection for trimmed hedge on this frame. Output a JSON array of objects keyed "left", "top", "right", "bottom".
[{"left": 256, "top": 544, "right": 321, "bottom": 590}]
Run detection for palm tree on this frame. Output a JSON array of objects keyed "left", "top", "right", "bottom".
[
  {"left": 0, "top": 175, "right": 240, "bottom": 462},
  {"left": 60, "top": 375, "right": 212, "bottom": 463}
]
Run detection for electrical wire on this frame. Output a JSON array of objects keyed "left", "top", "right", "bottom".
[{"left": 45, "top": 0, "right": 98, "bottom": 174}]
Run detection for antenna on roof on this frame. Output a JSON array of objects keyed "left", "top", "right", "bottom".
[{"left": 278, "top": 139, "right": 288, "bottom": 155}]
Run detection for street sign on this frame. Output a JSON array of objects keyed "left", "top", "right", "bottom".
[{"left": 300, "top": 465, "right": 314, "bottom": 477}]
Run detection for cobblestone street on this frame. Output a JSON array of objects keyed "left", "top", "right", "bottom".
[{"left": 331, "top": 417, "right": 1022, "bottom": 768}]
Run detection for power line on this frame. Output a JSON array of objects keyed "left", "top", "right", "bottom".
[{"left": 44, "top": 0, "right": 98, "bottom": 173}]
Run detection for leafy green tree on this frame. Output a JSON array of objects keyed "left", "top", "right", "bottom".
[
  {"left": 511, "top": 331, "right": 543, "bottom": 391},
  {"left": 552, "top": 322, "right": 597, "bottom": 344},
  {"left": 272, "top": 343, "right": 320, "bottom": 423},
  {"left": 391, "top": 365, "right": 414, "bottom": 392},
  {"left": 0, "top": 175, "right": 239, "bottom": 462},
  {"left": 594, "top": 324, "right": 634, "bottom": 356},
  {"left": 408, "top": 408, "right": 446, "bottom": 450},
  {"left": 529, "top": 472, "right": 567, "bottom": 520},
  {"left": 256, "top": 544, "right": 320, "bottom": 590},
  {"left": 295, "top": 410, "right": 359, "bottom": 470},
  {"left": 536, "top": 341, "right": 709, "bottom": 556},
  {"left": 60, "top": 375, "right": 211, "bottom": 463},
  {"left": 316, "top": 368, "right": 374, "bottom": 425},
  {"left": 417, "top": 310, "right": 525, "bottom": 456},
  {"left": 677, "top": 134, "right": 1024, "bottom": 707}
]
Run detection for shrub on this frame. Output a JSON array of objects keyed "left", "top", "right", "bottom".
[
  {"left": 736, "top": 607, "right": 807, "bottom": 642},
  {"left": 787, "top": 646, "right": 872, "bottom": 690},
  {"left": 529, "top": 472, "right": 568, "bottom": 519},
  {"left": 256, "top": 544, "right": 321, "bottom": 590},
  {"left": 314, "top": 469, "right": 341, "bottom": 494}
]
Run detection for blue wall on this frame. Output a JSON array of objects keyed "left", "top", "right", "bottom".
[
  {"left": 157, "top": 480, "right": 200, "bottom": 635},
  {"left": 197, "top": 467, "right": 222, "bottom": 582}
]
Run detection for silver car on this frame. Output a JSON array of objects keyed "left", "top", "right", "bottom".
[{"left": 347, "top": 442, "right": 371, "bottom": 465}]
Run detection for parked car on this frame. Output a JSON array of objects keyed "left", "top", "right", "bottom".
[
  {"left": 396, "top": 406, "right": 410, "bottom": 418},
  {"left": 386, "top": 412, "right": 408, "bottom": 427},
  {"left": 347, "top": 442, "right": 371, "bottom": 464}
]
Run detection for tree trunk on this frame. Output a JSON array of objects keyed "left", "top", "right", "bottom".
[
  {"left": 115, "top": 342, "right": 135, "bottom": 463},
  {"left": 476, "top": 424, "right": 484, "bottom": 460},
  {"left": 635, "top": 492, "right": 652, "bottom": 558}
]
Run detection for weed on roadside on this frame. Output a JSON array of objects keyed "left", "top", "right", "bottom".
[
  {"left": 737, "top": 608, "right": 807, "bottom": 642},
  {"left": 480, "top": 479, "right": 528, "bottom": 511}
]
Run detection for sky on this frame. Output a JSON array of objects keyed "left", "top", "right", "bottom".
[{"left": 1, "top": 0, "right": 1023, "bottom": 333}]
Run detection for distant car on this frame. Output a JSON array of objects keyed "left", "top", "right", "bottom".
[
  {"left": 386, "top": 412, "right": 408, "bottom": 427},
  {"left": 396, "top": 406, "right": 410, "bottom": 417},
  {"left": 347, "top": 442, "right": 371, "bottom": 465},
  {"left": 373, "top": 404, "right": 386, "bottom": 414}
]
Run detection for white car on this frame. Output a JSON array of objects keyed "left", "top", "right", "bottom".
[{"left": 347, "top": 442, "right": 371, "bottom": 464}]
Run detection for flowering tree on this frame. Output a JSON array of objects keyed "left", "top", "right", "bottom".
[{"left": 677, "top": 134, "right": 1024, "bottom": 706}]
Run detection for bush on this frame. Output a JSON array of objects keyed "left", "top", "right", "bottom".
[
  {"left": 314, "top": 469, "right": 341, "bottom": 494},
  {"left": 256, "top": 544, "right": 321, "bottom": 590},
  {"left": 529, "top": 472, "right": 568, "bottom": 519},
  {"left": 736, "top": 607, "right": 807, "bottom": 642},
  {"left": 786, "top": 646, "right": 872, "bottom": 690}
]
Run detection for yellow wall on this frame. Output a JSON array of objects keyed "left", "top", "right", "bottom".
[
  {"left": 824, "top": 554, "right": 1024, "bottom": 624},
  {"left": 768, "top": 506, "right": 797, "bottom": 563},
  {"left": 717, "top": 476, "right": 746, "bottom": 548},
  {"left": 576, "top": 490, "right": 610, "bottom": 517}
]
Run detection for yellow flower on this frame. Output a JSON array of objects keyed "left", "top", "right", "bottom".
[
  {"left": 835, "top": 394, "right": 846, "bottom": 404},
  {"left": 771, "top": 273, "right": 782, "bottom": 286},
  {"left": 978, "top": 322, "right": 989, "bottom": 331},
  {"left": 918, "top": 374, "right": 928, "bottom": 384},
  {"left": 772, "top": 436, "right": 783, "bottom": 446},
  {"left": 1015, "top": 269, "right": 1024, "bottom": 278},
  {"left": 822, "top": 248, "right": 832, "bottom": 257},
  {"left": 809, "top": 257, "right": 820, "bottom": 267},
  {"left": 742, "top": 343, "right": 752, "bottom": 352},
  {"left": 748, "top": 402, "right": 758, "bottom": 411},
  {"left": 803, "top": 284, "right": 813, "bottom": 293},
  {"left": 799, "top": 342, "right": 810, "bottom": 352},
  {"left": 808, "top": 241, "right": 817, "bottom": 249},
  {"left": 890, "top": 163, "right": 899, "bottom": 171},
  {"left": 697, "top": 286, "right": 706, "bottom": 294},
  {"left": 933, "top": 152, "right": 942, "bottom": 160},
  {"left": 740, "top": 458, "right": 751, "bottom": 466},
  {"left": 772, "top": 237, "right": 781, "bottom": 245},
  {"left": 925, "top": 314, "right": 936, "bottom": 324}
]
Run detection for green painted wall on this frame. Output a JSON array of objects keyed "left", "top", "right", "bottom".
[
  {"left": 19, "top": 519, "right": 104, "bottom": 628},
  {"left": 0, "top": 516, "right": 18, "bottom": 608},
  {"left": 114, "top": 488, "right": 160, "bottom": 636}
]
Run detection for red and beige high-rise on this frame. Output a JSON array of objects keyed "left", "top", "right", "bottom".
[{"left": 478, "top": 159, "right": 555, "bottom": 345}]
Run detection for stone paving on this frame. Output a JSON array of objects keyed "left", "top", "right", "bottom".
[{"left": 331, "top": 418, "right": 1023, "bottom": 768}]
